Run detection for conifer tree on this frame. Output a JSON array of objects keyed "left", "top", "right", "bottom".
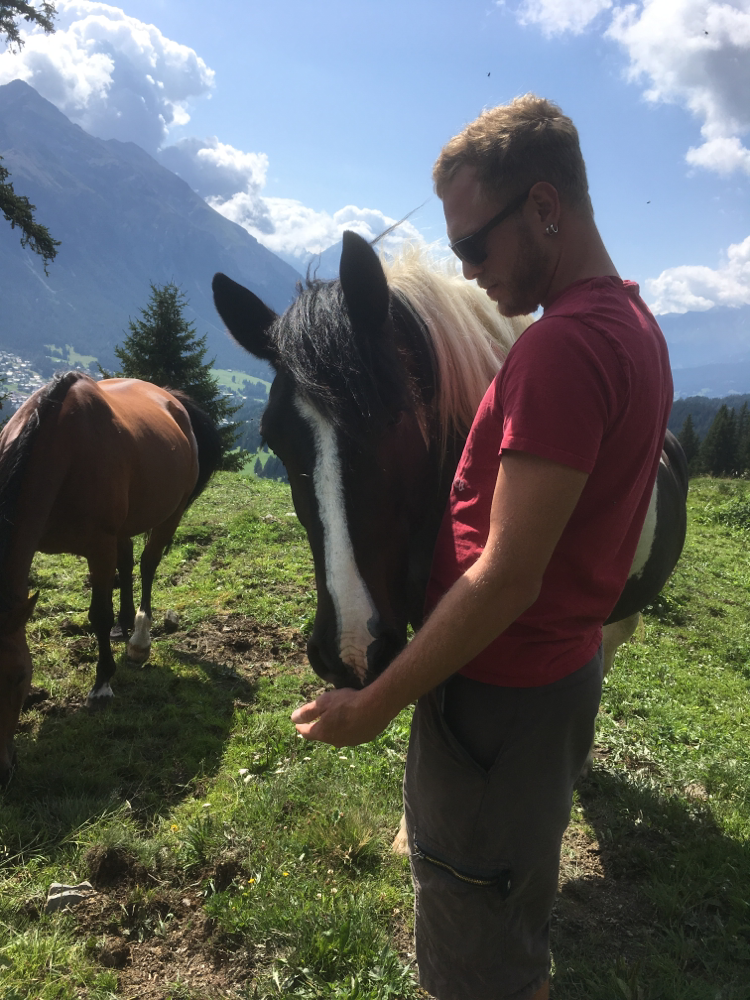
[
  {"left": 699, "top": 404, "right": 737, "bottom": 477},
  {"left": 678, "top": 413, "right": 701, "bottom": 475},
  {"left": 735, "top": 403, "right": 750, "bottom": 476},
  {"left": 113, "top": 283, "right": 244, "bottom": 470},
  {"left": 1, "top": 2, "right": 60, "bottom": 269}
]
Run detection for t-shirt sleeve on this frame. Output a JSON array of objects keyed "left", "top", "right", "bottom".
[{"left": 494, "top": 317, "right": 625, "bottom": 474}]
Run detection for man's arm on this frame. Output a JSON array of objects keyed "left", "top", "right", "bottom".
[{"left": 291, "top": 449, "right": 588, "bottom": 747}]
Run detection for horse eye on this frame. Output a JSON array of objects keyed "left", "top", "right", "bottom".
[{"left": 388, "top": 411, "right": 405, "bottom": 428}]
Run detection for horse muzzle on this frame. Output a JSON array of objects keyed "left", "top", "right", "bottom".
[{"left": 307, "top": 624, "right": 405, "bottom": 690}]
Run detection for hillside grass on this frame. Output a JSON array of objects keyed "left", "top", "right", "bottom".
[{"left": 0, "top": 475, "right": 748, "bottom": 998}]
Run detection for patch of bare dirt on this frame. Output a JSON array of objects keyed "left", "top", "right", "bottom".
[
  {"left": 73, "top": 886, "right": 252, "bottom": 999},
  {"left": 172, "top": 613, "right": 309, "bottom": 685},
  {"left": 554, "top": 813, "right": 657, "bottom": 968},
  {"left": 85, "top": 845, "right": 149, "bottom": 889},
  {"left": 65, "top": 849, "right": 262, "bottom": 998}
]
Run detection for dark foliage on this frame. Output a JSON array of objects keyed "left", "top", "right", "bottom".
[
  {"left": 1, "top": 3, "right": 60, "bottom": 269},
  {"left": 113, "top": 283, "right": 244, "bottom": 471},
  {"left": 668, "top": 394, "right": 750, "bottom": 441},
  {"left": 700, "top": 405, "right": 736, "bottom": 476},
  {"left": 254, "top": 452, "right": 288, "bottom": 484},
  {"left": 669, "top": 395, "right": 750, "bottom": 478},
  {"left": 1, "top": 1, "right": 55, "bottom": 50},
  {"left": 677, "top": 414, "right": 700, "bottom": 474},
  {"left": 231, "top": 395, "right": 267, "bottom": 455}
]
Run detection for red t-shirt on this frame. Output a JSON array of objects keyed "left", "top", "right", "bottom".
[{"left": 426, "top": 276, "right": 673, "bottom": 687}]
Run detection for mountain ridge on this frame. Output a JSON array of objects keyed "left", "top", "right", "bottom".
[{"left": 0, "top": 79, "right": 299, "bottom": 376}]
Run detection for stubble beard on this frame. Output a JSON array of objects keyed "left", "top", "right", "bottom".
[{"left": 495, "top": 220, "right": 552, "bottom": 318}]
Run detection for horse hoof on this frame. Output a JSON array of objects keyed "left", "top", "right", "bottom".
[
  {"left": 126, "top": 642, "right": 151, "bottom": 663},
  {"left": 85, "top": 683, "right": 114, "bottom": 709},
  {"left": 109, "top": 624, "right": 127, "bottom": 642}
]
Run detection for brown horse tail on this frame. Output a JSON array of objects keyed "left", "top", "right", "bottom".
[{"left": 166, "top": 389, "right": 223, "bottom": 504}]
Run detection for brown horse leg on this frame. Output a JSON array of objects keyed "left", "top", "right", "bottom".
[
  {"left": 127, "top": 510, "right": 185, "bottom": 663},
  {"left": 111, "top": 536, "right": 135, "bottom": 641}
]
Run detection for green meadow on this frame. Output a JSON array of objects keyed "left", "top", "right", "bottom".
[{"left": 0, "top": 474, "right": 748, "bottom": 999}]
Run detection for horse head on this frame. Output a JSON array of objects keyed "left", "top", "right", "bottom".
[
  {"left": 213, "top": 232, "right": 449, "bottom": 689},
  {"left": 0, "top": 593, "right": 38, "bottom": 786}
]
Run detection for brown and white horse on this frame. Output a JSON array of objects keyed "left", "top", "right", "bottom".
[
  {"left": 213, "top": 232, "right": 688, "bottom": 694},
  {"left": 0, "top": 372, "right": 222, "bottom": 785}
]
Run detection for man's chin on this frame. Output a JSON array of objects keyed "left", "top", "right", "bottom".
[
  {"left": 496, "top": 297, "right": 540, "bottom": 318},
  {"left": 483, "top": 281, "right": 541, "bottom": 318}
]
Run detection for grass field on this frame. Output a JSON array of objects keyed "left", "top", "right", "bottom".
[{"left": 0, "top": 474, "right": 748, "bottom": 999}]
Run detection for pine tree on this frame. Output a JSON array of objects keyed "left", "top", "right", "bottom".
[
  {"left": 113, "top": 283, "right": 244, "bottom": 470},
  {"left": 678, "top": 413, "right": 701, "bottom": 475},
  {"left": 736, "top": 403, "right": 750, "bottom": 475},
  {"left": 699, "top": 404, "right": 737, "bottom": 477},
  {"left": 1, "top": 3, "right": 60, "bottom": 270}
]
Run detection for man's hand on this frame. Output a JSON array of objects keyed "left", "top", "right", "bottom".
[
  {"left": 291, "top": 452, "right": 588, "bottom": 750},
  {"left": 291, "top": 687, "right": 395, "bottom": 747}
]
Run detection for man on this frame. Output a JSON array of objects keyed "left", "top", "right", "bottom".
[{"left": 292, "top": 95, "right": 672, "bottom": 999}]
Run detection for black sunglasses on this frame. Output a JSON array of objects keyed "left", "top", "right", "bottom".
[{"left": 449, "top": 187, "right": 532, "bottom": 267}]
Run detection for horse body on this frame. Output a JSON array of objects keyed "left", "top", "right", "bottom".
[
  {"left": 0, "top": 372, "right": 221, "bottom": 784},
  {"left": 213, "top": 231, "right": 688, "bottom": 691}
]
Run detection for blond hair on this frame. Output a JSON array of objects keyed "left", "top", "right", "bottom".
[
  {"left": 384, "top": 244, "right": 532, "bottom": 456},
  {"left": 433, "top": 94, "right": 591, "bottom": 213}
]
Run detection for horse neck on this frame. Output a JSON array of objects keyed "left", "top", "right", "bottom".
[
  {"left": 406, "top": 426, "right": 467, "bottom": 630},
  {"left": 0, "top": 423, "right": 66, "bottom": 612}
]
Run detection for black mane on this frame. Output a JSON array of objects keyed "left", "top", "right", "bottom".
[
  {"left": 270, "top": 278, "right": 434, "bottom": 435},
  {"left": 0, "top": 371, "right": 88, "bottom": 609}
]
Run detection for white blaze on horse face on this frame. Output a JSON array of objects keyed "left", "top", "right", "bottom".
[
  {"left": 629, "top": 475, "right": 659, "bottom": 579},
  {"left": 295, "top": 397, "right": 376, "bottom": 683}
]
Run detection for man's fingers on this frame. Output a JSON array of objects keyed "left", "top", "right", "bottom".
[
  {"left": 290, "top": 699, "right": 323, "bottom": 724},
  {"left": 295, "top": 720, "right": 323, "bottom": 740}
]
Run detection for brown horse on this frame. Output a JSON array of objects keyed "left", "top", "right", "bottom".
[{"left": 0, "top": 371, "right": 222, "bottom": 785}]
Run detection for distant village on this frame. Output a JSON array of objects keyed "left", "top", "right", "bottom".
[{"left": 0, "top": 350, "right": 48, "bottom": 409}]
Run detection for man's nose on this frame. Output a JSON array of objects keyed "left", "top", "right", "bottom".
[{"left": 462, "top": 259, "right": 483, "bottom": 281}]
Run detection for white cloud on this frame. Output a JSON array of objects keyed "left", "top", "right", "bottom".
[
  {"left": 0, "top": 0, "right": 214, "bottom": 152},
  {"left": 514, "top": 0, "right": 612, "bottom": 36},
  {"left": 208, "top": 192, "right": 424, "bottom": 261},
  {"left": 507, "top": 0, "right": 750, "bottom": 178},
  {"left": 0, "top": 1, "right": 425, "bottom": 258},
  {"left": 158, "top": 137, "right": 269, "bottom": 201},
  {"left": 646, "top": 235, "right": 750, "bottom": 313},
  {"left": 607, "top": 0, "right": 750, "bottom": 177}
]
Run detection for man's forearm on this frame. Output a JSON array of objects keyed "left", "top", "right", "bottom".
[{"left": 358, "top": 554, "right": 539, "bottom": 726}]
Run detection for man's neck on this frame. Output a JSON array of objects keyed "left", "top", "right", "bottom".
[{"left": 541, "top": 214, "right": 619, "bottom": 309}]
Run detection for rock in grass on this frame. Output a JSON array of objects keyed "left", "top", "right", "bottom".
[
  {"left": 164, "top": 610, "right": 180, "bottom": 633},
  {"left": 45, "top": 881, "right": 95, "bottom": 913}
]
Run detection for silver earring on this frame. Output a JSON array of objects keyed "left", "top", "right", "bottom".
[{"left": 545, "top": 223, "right": 559, "bottom": 235}]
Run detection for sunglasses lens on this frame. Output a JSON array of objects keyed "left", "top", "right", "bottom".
[{"left": 452, "top": 239, "right": 485, "bottom": 268}]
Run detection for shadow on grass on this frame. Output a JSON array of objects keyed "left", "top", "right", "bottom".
[
  {"left": 0, "top": 646, "right": 260, "bottom": 851},
  {"left": 552, "top": 766, "right": 750, "bottom": 998}
]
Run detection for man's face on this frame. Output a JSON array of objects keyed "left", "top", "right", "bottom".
[{"left": 442, "top": 166, "right": 553, "bottom": 317}]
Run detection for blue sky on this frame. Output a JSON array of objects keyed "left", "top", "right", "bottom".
[{"left": 1, "top": 0, "right": 749, "bottom": 319}]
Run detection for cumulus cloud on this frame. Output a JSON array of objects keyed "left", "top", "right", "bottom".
[
  {"left": 607, "top": 0, "right": 750, "bottom": 177},
  {"left": 646, "top": 236, "right": 750, "bottom": 313},
  {"left": 0, "top": 0, "right": 214, "bottom": 152},
  {"left": 158, "top": 137, "right": 269, "bottom": 202},
  {"left": 208, "top": 192, "right": 424, "bottom": 262},
  {"left": 515, "top": 0, "right": 613, "bottom": 36},
  {"left": 0, "top": 1, "right": 425, "bottom": 258},
  {"left": 508, "top": 0, "right": 750, "bottom": 178}
]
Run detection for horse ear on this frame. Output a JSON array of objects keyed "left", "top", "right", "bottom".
[
  {"left": 212, "top": 273, "right": 278, "bottom": 363},
  {"left": 339, "top": 231, "right": 390, "bottom": 331}
]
